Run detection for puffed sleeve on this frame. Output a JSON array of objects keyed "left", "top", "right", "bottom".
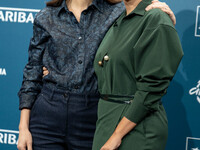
[
  {"left": 18, "top": 16, "right": 50, "bottom": 110},
  {"left": 124, "top": 24, "right": 183, "bottom": 123}
]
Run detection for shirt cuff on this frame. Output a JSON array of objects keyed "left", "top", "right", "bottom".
[
  {"left": 19, "top": 94, "right": 37, "bottom": 110},
  {"left": 124, "top": 91, "right": 149, "bottom": 123},
  {"left": 124, "top": 90, "right": 164, "bottom": 124}
]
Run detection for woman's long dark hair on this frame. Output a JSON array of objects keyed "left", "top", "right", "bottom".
[
  {"left": 46, "top": 0, "right": 121, "bottom": 6},
  {"left": 46, "top": 0, "right": 64, "bottom": 7}
]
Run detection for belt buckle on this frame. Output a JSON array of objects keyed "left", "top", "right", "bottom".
[{"left": 124, "top": 100, "right": 133, "bottom": 104}]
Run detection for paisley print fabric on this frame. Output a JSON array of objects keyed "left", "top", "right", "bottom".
[{"left": 18, "top": 0, "right": 125, "bottom": 109}]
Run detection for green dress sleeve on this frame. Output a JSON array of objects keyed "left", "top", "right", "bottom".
[{"left": 124, "top": 24, "right": 184, "bottom": 123}]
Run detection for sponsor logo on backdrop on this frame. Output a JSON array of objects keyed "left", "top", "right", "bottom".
[
  {"left": 186, "top": 137, "right": 200, "bottom": 150},
  {"left": 195, "top": 6, "right": 200, "bottom": 37},
  {"left": 189, "top": 80, "right": 200, "bottom": 104},
  {"left": 0, "top": 129, "right": 19, "bottom": 145},
  {"left": 0, "top": 7, "right": 40, "bottom": 23},
  {"left": 0, "top": 68, "right": 6, "bottom": 76}
]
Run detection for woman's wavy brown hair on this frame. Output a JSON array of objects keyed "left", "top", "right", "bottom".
[
  {"left": 46, "top": 0, "right": 121, "bottom": 7},
  {"left": 46, "top": 0, "right": 64, "bottom": 7}
]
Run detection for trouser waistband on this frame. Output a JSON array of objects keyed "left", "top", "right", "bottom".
[
  {"left": 41, "top": 84, "right": 100, "bottom": 106},
  {"left": 42, "top": 84, "right": 99, "bottom": 97}
]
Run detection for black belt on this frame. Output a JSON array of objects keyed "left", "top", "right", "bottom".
[{"left": 100, "top": 94, "right": 134, "bottom": 104}]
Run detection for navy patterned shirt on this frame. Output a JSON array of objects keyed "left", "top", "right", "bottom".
[{"left": 18, "top": 0, "right": 125, "bottom": 109}]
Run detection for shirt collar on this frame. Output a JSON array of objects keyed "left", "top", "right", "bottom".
[
  {"left": 91, "top": 0, "right": 104, "bottom": 13},
  {"left": 56, "top": 0, "right": 104, "bottom": 16},
  {"left": 56, "top": 0, "right": 68, "bottom": 16},
  {"left": 127, "top": 0, "right": 152, "bottom": 17}
]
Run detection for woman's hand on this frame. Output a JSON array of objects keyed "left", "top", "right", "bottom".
[
  {"left": 100, "top": 133, "right": 122, "bottom": 150},
  {"left": 100, "top": 117, "right": 137, "bottom": 150},
  {"left": 17, "top": 109, "right": 32, "bottom": 150},
  {"left": 145, "top": 0, "right": 176, "bottom": 25},
  {"left": 43, "top": 67, "right": 49, "bottom": 77},
  {"left": 17, "top": 128, "right": 32, "bottom": 150}
]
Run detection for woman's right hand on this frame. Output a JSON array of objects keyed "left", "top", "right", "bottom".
[
  {"left": 17, "top": 109, "right": 32, "bottom": 150},
  {"left": 17, "top": 128, "right": 32, "bottom": 150},
  {"left": 43, "top": 67, "right": 49, "bottom": 77}
]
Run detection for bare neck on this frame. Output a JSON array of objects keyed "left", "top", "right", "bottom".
[
  {"left": 67, "top": 0, "right": 93, "bottom": 12},
  {"left": 124, "top": 0, "right": 142, "bottom": 15},
  {"left": 66, "top": 0, "right": 93, "bottom": 22}
]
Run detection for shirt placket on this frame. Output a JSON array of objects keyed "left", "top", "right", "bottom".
[{"left": 72, "top": 9, "right": 89, "bottom": 91}]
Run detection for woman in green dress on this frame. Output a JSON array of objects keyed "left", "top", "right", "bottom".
[{"left": 92, "top": 0, "right": 183, "bottom": 149}]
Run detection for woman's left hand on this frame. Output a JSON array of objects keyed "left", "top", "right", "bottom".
[
  {"left": 100, "top": 133, "right": 122, "bottom": 150},
  {"left": 145, "top": 0, "right": 176, "bottom": 25}
]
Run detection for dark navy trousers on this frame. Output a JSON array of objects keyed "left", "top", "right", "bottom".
[{"left": 29, "top": 84, "right": 99, "bottom": 150}]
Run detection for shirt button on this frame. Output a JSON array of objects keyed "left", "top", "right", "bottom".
[
  {"left": 63, "top": 93, "right": 68, "bottom": 98},
  {"left": 74, "top": 85, "right": 80, "bottom": 89},
  {"left": 104, "top": 55, "right": 109, "bottom": 61},
  {"left": 114, "top": 22, "right": 118, "bottom": 27},
  {"left": 98, "top": 61, "right": 103, "bottom": 66},
  {"left": 78, "top": 36, "right": 82, "bottom": 40},
  {"left": 83, "top": 11, "right": 87, "bottom": 15},
  {"left": 78, "top": 60, "right": 83, "bottom": 64}
]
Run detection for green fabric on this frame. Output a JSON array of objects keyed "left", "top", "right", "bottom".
[
  {"left": 92, "top": 100, "right": 129, "bottom": 150},
  {"left": 94, "top": 0, "right": 183, "bottom": 124},
  {"left": 92, "top": 100, "right": 168, "bottom": 150},
  {"left": 93, "top": 0, "right": 183, "bottom": 149}
]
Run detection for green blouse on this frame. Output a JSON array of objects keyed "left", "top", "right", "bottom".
[{"left": 94, "top": 0, "right": 183, "bottom": 124}]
